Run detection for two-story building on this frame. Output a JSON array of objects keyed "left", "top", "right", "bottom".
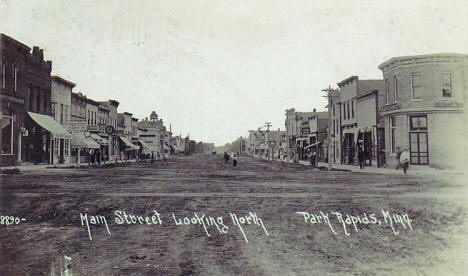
[
  {"left": 378, "top": 53, "right": 468, "bottom": 169},
  {"left": 1, "top": 33, "right": 70, "bottom": 165},
  {"left": 99, "top": 99, "right": 119, "bottom": 160},
  {"left": 51, "top": 75, "right": 74, "bottom": 164}
]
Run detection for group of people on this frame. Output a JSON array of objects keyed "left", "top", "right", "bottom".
[
  {"left": 306, "top": 143, "right": 410, "bottom": 174},
  {"left": 87, "top": 148, "right": 104, "bottom": 166},
  {"left": 223, "top": 152, "right": 238, "bottom": 167}
]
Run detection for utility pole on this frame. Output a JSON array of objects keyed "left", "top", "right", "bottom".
[
  {"left": 264, "top": 122, "right": 272, "bottom": 160},
  {"left": 322, "top": 85, "right": 333, "bottom": 171}
]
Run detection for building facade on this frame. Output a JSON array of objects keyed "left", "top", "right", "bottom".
[
  {"left": 51, "top": 76, "right": 74, "bottom": 164},
  {"left": 0, "top": 33, "right": 61, "bottom": 165},
  {"left": 378, "top": 53, "right": 468, "bottom": 169}
]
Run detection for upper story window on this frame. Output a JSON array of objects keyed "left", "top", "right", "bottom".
[
  {"left": 13, "top": 64, "right": 18, "bottom": 92},
  {"left": 411, "top": 73, "right": 422, "bottom": 99},
  {"left": 442, "top": 72, "right": 452, "bottom": 98},
  {"left": 343, "top": 103, "right": 346, "bottom": 120},
  {"left": 1, "top": 60, "right": 5, "bottom": 89},
  {"left": 385, "top": 79, "right": 389, "bottom": 104},
  {"left": 393, "top": 76, "right": 398, "bottom": 102},
  {"left": 347, "top": 101, "right": 350, "bottom": 119},
  {"left": 29, "top": 87, "right": 34, "bottom": 110},
  {"left": 351, "top": 100, "right": 354, "bottom": 118}
]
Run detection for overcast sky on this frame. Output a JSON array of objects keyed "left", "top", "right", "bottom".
[{"left": 1, "top": 1, "right": 467, "bottom": 145}]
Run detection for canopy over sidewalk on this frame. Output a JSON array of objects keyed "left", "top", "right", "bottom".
[{"left": 27, "top": 112, "right": 71, "bottom": 139}]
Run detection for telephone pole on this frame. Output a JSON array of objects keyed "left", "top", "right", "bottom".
[{"left": 322, "top": 85, "right": 333, "bottom": 171}]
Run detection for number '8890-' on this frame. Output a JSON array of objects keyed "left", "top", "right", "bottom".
[{"left": 0, "top": 215, "right": 24, "bottom": 225}]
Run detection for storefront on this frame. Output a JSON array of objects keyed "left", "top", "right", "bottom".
[
  {"left": 1, "top": 94, "right": 26, "bottom": 166},
  {"left": 118, "top": 135, "right": 140, "bottom": 160},
  {"left": 90, "top": 133, "right": 110, "bottom": 161},
  {"left": 26, "top": 112, "right": 71, "bottom": 165},
  {"left": 70, "top": 132, "right": 100, "bottom": 164},
  {"left": 341, "top": 127, "right": 357, "bottom": 165}
]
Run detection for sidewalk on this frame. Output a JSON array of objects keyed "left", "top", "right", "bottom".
[
  {"left": 0, "top": 159, "right": 140, "bottom": 172},
  {"left": 283, "top": 158, "right": 463, "bottom": 176}
]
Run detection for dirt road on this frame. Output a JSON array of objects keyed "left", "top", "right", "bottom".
[{"left": 1, "top": 155, "right": 467, "bottom": 275}]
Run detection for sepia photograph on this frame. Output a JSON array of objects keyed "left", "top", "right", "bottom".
[{"left": 0, "top": 1, "right": 467, "bottom": 275}]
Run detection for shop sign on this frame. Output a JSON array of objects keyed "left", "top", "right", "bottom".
[
  {"left": 1, "top": 94, "right": 25, "bottom": 105},
  {"left": 69, "top": 120, "right": 87, "bottom": 133},
  {"left": 380, "top": 103, "right": 400, "bottom": 113},
  {"left": 434, "top": 101, "right": 463, "bottom": 109}
]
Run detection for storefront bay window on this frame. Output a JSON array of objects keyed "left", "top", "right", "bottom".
[{"left": 1, "top": 115, "right": 14, "bottom": 155}]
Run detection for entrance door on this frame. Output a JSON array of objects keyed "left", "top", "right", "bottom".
[
  {"left": 59, "top": 139, "right": 64, "bottom": 163},
  {"left": 409, "top": 132, "right": 428, "bottom": 165},
  {"left": 409, "top": 115, "right": 429, "bottom": 165}
]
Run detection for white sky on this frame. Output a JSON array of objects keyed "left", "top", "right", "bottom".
[{"left": 1, "top": 0, "right": 467, "bottom": 145}]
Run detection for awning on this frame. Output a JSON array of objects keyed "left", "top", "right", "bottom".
[
  {"left": 118, "top": 136, "right": 140, "bottom": 150},
  {"left": 138, "top": 140, "right": 151, "bottom": 150},
  {"left": 90, "top": 133, "right": 109, "bottom": 145},
  {"left": 304, "top": 141, "right": 321, "bottom": 150},
  {"left": 71, "top": 133, "right": 100, "bottom": 149},
  {"left": 27, "top": 112, "right": 71, "bottom": 139},
  {"left": 260, "top": 143, "right": 269, "bottom": 150}
]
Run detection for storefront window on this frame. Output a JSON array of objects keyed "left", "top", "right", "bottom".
[
  {"left": 390, "top": 117, "right": 396, "bottom": 153},
  {"left": 410, "top": 116, "right": 427, "bottom": 130},
  {"left": 53, "top": 138, "right": 60, "bottom": 156},
  {"left": 64, "top": 139, "right": 70, "bottom": 156},
  {"left": 1, "top": 115, "right": 13, "bottom": 155}
]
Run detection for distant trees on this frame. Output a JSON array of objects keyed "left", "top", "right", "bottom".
[{"left": 185, "top": 139, "right": 215, "bottom": 155}]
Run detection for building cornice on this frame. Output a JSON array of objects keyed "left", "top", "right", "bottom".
[{"left": 378, "top": 53, "right": 468, "bottom": 73}]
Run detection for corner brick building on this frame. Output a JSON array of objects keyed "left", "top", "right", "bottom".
[{"left": 1, "top": 33, "right": 54, "bottom": 165}]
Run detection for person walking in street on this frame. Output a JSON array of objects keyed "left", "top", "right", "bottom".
[
  {"left": 400, "top": 148, "right": 410, "bottom": 174},
  {"left": 232, "top": 156, "right": 238, "bottom": 167},
  {"left": 151, "top": 152, "right": 155, "bottom": 164},
  {"left": 310, "top": 150, "right": 317, "bottom": 167},
  {"left": 358, "top": 145, "right": 365, "bottom": 170}
]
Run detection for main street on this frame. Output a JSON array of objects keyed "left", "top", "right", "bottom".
[{"left": 1, "top": 155, "right": 467, "bottom": 275}]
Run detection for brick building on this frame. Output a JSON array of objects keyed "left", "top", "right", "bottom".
[{"left": 0, "top": 33, "right": 68, "bottom": 165}]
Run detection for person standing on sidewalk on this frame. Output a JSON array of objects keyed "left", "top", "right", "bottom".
[
  {"left": 400, "top": 148, "right": 410, "bottom": 174},
  {"left": 357, "top": 145, "right": 365, "bottom": 170},
  {"left": 395, "top": 147, "right": 402, "bottom": 170}
]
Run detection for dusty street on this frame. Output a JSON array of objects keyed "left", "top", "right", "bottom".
[{"left": 1, "top": 155, "right": 467, "bottom": 275}]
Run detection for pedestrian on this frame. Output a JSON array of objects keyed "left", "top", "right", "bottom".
[
  {"left": 95, "top": 148, "right": 101, "bottom": 166},
  {"left": 89, "top": 148, "right": 94, "bottom": 165},
  {"left": 395, "top": 146, "right": 402, "bottom": 170},
  {"left": 358, "top": 145, "right": 365, "bottom": 170},
  {"left": 400, "top": 148, "right": 410, "bottom": 174},
  {"left": 232, "top": 156, "right": 237, "bottom": 167},
  {"left": 151, "top": 152, "right": 155, "bottom": 164}
]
